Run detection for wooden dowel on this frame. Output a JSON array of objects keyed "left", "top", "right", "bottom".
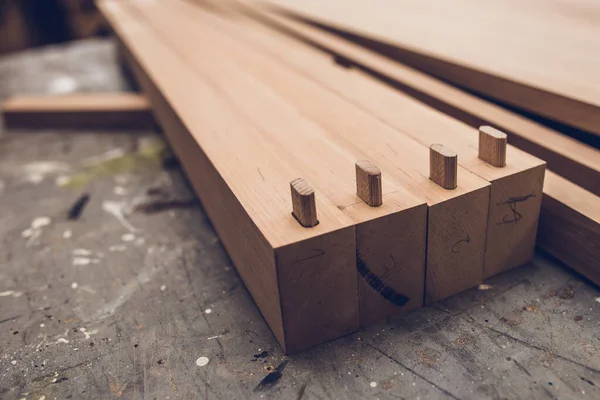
[
  {"left": 290, "top": 178, "right": 318, "bottom": 227},
  {"left": 478, "top": 126, "right": 507, "bottom": 167},
  {"left": 429, "top": 144, "right": 458, "bottom": 189},
  {"left": 355, "top": 160, "right": 383, "bottom": 207}
]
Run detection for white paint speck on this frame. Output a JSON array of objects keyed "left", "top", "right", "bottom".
[
  {"left": 55, "top": 175, "right": 71, "bottom": 187},
  {"left": 39, "top": 395, "right": 46, "bottom": 400},
  {"left": 73, "top": 249, "right": 92, "bottom": 256},
  {"left": 71, "top": 282, "right": 79, "bottom": 289},
  {"left": 31, "top": 217, "right": 51, "bottom": 229},
  {"left": 102, "top": 201, "right": 137, "bottom": 232},
  {"left": 73, "top": 257, "right": 100, "bottom": 266},
  {"left": 40, "top": 324, "right": 45, "bottom": 327},
  {"left": 478, "top": 284, "right": 493, "bottom": 290},
  {"left": 160, "top": 285, "right": 167, "bottom": 292},
  {"left": 113, "top": 186, "right": 126, "bottom": 195},
  {"left": 11, "top": 360, "right": 16, "bottom": 365},
  {"left": 57, "top": 338, "right": 69, "bottom": 344},
  {"left": 370, "top": 382, "right": 377, "bottom": 388},
  {"left": 595, "top": 297, "right": 600, "bottom": 303},
  {"left": 207, "top": 335, "right": 221, "bottom": 340},
  {"left": 205, "top": 308, "right": 212, "bottom": 314},
  {"left": 0, "top": 290, "right": 23, "bottom": 297},
  {"left": 21, "top": 161, "right": 70, "bottom": 185},
  {"left": 109, "top": 244, "right": 127, "bottom": 252},
  {"left": 63, "top": 229, "right": 72, "bottom": 239},
  {"left": 122, "top": 233, "right": 136, "bottom": 242},
  {"left": 21, "top": 228, "right": 34, "bottom": 238},
  {"left": 79, "top": 327, "right": 98, "bottom": 340},
  {"left": 196, "top": 356, "right": 210, "bottom": 367},
  {"left": 48, "top": 75, "right": 77, "bottom": 94}
]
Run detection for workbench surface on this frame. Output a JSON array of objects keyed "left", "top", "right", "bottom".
[{"left": 0, "top": 39, "right": 599, "bottom": 400}]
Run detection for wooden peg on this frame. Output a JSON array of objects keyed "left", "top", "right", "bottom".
[
  {"left": 355, "top": 160, "right": 383, "bottom": 207},
  {"left": 429, "top": 144, "right": 458, "bottom": 189},
  {"left": 478, "top": 126, "right": 507, "bottom": 167},
  {"left": 290, "top": 178, "right": 318, "bottom": 227}
]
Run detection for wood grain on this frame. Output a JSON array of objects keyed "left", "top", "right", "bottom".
[
  {"left": 128, "top": 0, "right": 431, "bottom": 324},
  {"left": 355, "top": 160, "right": 382, "bottom": 207},
  {"left": 479, "top": 126, "right": 507, "bottom": 168},
  {"left": 264, "top": 0, "right": 600, "bottom": 136},
  {"left": 99, "top": 1, "right": 360, "bottom": 353},
  {"left": 429, "top": 144, "right": 458, "bottom": 190},
  {"left": 229, "top": 7, "right": 545, "bottom": 279},
  {"left": 290, "top": 178, "right": 318, "bottom": 227},
  {"left": 152, "top": 0, "right": 490, "bottom": 304},
  {"left": 2, "top": 92, "right": 156, "bottom": 130},
  {"left": 538, "top": 171, "right": 600, "bottom": 286}
]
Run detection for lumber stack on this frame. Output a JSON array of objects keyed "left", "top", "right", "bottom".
[{"left": 97, "top": 0, "right": 598, "bottom": 353}]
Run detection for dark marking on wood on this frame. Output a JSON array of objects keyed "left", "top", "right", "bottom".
[
  {"left": 293, "top": 248, "right": 325, "bottom": 264},
  {"left": 67, "top": 193, "right": 90, "bottom": 220},
  {"left": 357, "top": 253, "right": 409, "bottom": 307},
  {"left": 496, "top": 193, "right": 536, "bottom": 225},
  {"left": 452, "top": 234, "right": 470, "bottom": 254}
]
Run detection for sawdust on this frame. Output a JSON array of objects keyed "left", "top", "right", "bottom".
[
  {"left": 454, "top": 333, "right": 476, "bottom": 347},
  {"left": 418, "top": 347, "right": 441, "bottom": 367}
]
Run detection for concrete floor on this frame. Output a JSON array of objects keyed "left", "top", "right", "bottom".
[{"left": 0, "top": 39, "right": 599, "bottom": 400}]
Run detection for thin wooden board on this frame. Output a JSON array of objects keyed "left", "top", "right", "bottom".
[
  {"left": 2, "top": 93, "right": 156, "bottom": 130},
  {"left": 263, "top": 0, "right": 600, "bottom": 136}
]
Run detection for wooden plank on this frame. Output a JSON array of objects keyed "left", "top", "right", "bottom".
[
  {"left": 185, "top": 1, "right": 542, "bottom": 281},
  {"left": 263, "top": 0, "right": 600, "bottom": 137},
  {"left": 539, "top": 172, "right": 600, "bottom": 286},
  {"left": 126, "top": 0, "right": 431, "bottom": 324},
  {"left": 135, "top": 0, "right": 490, "bottom": 305},
  {"left": 244, "top": 2, "right": 600, "bottom": 198},
  {"left": 222, "top": 3, "right": 600, "bottom": 286},
  {"left": 2, "top": 93, "right": 156, "bottom": 130},
  {"left": 99, "top": 0, "right": 360, "bottom": 353}
]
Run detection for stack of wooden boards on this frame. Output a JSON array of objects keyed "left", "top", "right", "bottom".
[{"left": 97, "top": 0, "right": 597, "bottom": 354}]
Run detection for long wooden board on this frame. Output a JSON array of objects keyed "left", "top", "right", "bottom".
[
  {"left": 263, "top": 0, "right": 600, "bottom": 137},
  {"left": 241, "top": 2, "right": 600, "bottom": 198},
  {"left": 187, "top": 1, "right": 544, "bottom": 280},
  {"left": 2, "top": 93, "right": 156, "bottom": 130},
  {"left": 239, "top": 3, "right": 600, "bottom": 286},
  {"left": 132, "top": 0, "right": 491, "bottom": 305},
  {"left": 539, "top": 172, "right": 600, "bottom": 286},
  {"left": 99, "top": 1, "right": 361, "bottom": 353}
]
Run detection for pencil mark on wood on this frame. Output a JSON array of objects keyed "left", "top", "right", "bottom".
[
  {"left": 293, "top": 248, "right": 325, "bottom": 264},
  {"left": 0, "top": 315, "right": 23, "bottom": 324},
  {"left": 452, "top": 234, "right": 470, "bottom": 253},
  {"left": 496, "top": 193, "right": 536, "bottom": 225},
  {"left": 257, "top": 167, "right": 265, "bottom": 181},
  {"left": 357, "top": 253, "right": 409, "bottom": 307}
]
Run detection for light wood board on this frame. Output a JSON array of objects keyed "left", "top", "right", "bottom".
[
  {"left": 99, "top": 0, "right": 362, "bottom": 353},
  {"left": 263, "top": 0, "right": 600, "bottom": 137},
  {"left": 136, "top": 0, "right": 491, "bottom": 305},
  {"left": 2, "top": 92, "right": 156, "bottom": 130},
  {"left": 191, "top": 1, "right": 542, "bottom": 280}
]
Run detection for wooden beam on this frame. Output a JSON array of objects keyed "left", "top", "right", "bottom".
[
  {"left": 240, "top": 2, "right": 599, "bottom": 198},
  {"left": 2, "top": 93, "right": 156, "bottom": 130},
  {"left": 189, "top": 2, "right": 543, "bottom": 283},
  {"left": 99, "top": 0, "right": 361, "bottom": 353},
  {"left": 127, "top": 0, "right": 432, "bottom": 325},
  {"left": 138, "top": 0, "right": 490, "bottom": 305},
  {"left": 539, "top": 172, "right": 600, "bottom": 286},
  {"left": 263, "top": 0, "right": 600, "bottom": 137}
]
